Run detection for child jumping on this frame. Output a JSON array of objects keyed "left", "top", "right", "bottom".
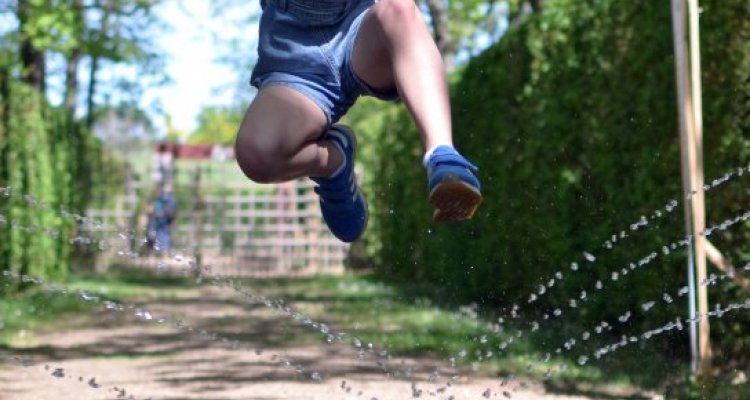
[{"left": 235, "top": 0, "right": 482, "bottom": 242}]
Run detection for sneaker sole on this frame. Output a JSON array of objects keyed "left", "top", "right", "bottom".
[{"left": 429, "top": 178, "right": 483, "bottom": 222}]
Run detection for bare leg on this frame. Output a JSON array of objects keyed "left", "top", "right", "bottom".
[
  {"left": 234, "top": 85, "right": 342, "bottom": 183},
  {"left": 351, "top": 0, "right": 453, "bottom": 152},
  {"left": 351, "top": 0, "right": 482, "bottom": 221}
]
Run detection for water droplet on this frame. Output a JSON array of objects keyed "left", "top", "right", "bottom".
[
  {"left": 618, "top": 311, "right": 632, "bottom": 323},
  {"left": 79, "top": 292, "right": 98, "bottom": 302},
  {"left": 135, "top": 310, "right": 153, "bottom": 321}
]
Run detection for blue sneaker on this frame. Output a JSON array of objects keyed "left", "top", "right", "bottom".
[
  {"left": 426, "top": 146, "right": 482, "bottom": 222},
  {"left": 311, "top": 125, "right": 368, "bottom": 242}
]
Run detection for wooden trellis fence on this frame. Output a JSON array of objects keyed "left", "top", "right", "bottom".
[{"left": 84, "top": 171, "right": 349, "bottom": 277}]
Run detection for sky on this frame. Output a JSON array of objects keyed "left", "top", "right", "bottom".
[
  {"left": 144, "top": 0, "right": 259, "bottom": 135},
  {"left": 145, "top": 0, "right": 503, "bottom": 137}
]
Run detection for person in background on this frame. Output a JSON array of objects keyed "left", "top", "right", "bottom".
[{"left": 147, "top": 185, "right": 177, "bottom": 254}]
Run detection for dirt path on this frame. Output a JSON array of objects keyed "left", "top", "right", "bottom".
[{"left": 0, "top": 284, "right": 650, "bottom": 400}]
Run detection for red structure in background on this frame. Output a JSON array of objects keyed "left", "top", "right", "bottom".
[{"left": 155, "top": 142, "right": 234, "bottom": 160}]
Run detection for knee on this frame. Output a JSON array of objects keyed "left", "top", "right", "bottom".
[
  {"left": 372, "top": 0, "right": 420, "bottom": 30},
  {"left": 234, "top": 128, "right": 285, "bottom": 184}
]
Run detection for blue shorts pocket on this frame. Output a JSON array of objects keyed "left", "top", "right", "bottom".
[{"left": 285, "top": 0, "right": 351, "bottom": 27}]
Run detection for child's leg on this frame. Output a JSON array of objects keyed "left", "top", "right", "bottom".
[
  {"left": 235, "top": 85, "right": 342, "bottom": 183},
  {"left": 351, "top": 0, "right": 482, "bottom": 221},
  {"left": 235, "top": 85, "right": 369, "bottom": 242},
  {"left": 351, "top": 0, "right": 452, "bottom": 152}
]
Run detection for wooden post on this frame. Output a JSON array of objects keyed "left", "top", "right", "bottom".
[
  {"left": 687, "top": 0, "right": 712, "bottom": 378},
  {"left": 192, "top": 166, "right": 204, "bottom": 275},
  {"left": 305, "top": 179, "right": 320, "bottom": 271},
  {"left": 671, "top": 0, "right": 711, "bottom": 377}
]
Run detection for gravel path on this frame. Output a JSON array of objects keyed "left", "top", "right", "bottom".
[{"left": 0, "top": 284, "right": 652, "bottom": 400}]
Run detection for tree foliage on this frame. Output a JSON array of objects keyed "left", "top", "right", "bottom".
[
  {"left": 187, "top": 105, "right": 244, "bottom": 146},
  {"left": 0, "top": 0, "right": 160, "bottom": 285},
  {"left": 1, "top": 0, "right": 166, "bottom": 120}
]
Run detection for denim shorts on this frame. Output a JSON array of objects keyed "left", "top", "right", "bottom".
[{"left": 251, "top": 0, "right": 399, "bottom": 124}]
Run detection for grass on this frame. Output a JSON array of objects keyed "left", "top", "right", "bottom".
[
  {"left": 2, "top": 268, "right": 746, "bottom": 398},
  {"left": 0, "top": 286, "right": 93, "bottom": 344},
  {"left": 0, "top": 268, "right": 188, "bottom": 345},
  {"left": 242, "top": 274, "right": 674, "bottom": 394},
  {"left": 245, "top": 274, "right": 750, "bottom": 399}
]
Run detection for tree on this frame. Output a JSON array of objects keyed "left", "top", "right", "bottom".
[
  {"left": 2, "top": 0, "right": 166, "bottom": 124},
  {"left": 82, "top": 0, "right": 166, "bottom": 127},
  {"left": 17, "top": 0, "right": 48, "bottom": 92},
  {"left": 63, "top": 0, "right": 83, "bottom": 113},
  {"left": 93, "top": 101, "right": 155, "bottom": 152},
  {"left": 419, "top": 0, "right": 545, "bottom": 70},
  {"left": 188, "top": 105, "right": 244, "bottom": 146},
  {"left": 0, "top": 0, "right": 163, "bottom": 282}
]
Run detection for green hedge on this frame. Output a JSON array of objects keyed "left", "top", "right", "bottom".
[
  {"left": 358, "top": 0, "right": 749, "bottom": 356},
  {"left": 0, "top": 80, "right": 124, "bottom": 286}
]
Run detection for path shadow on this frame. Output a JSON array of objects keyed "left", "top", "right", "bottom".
[
  {"left": 0, "top": 282, "right": 455, "bottom": 397},
  {"left": 0, "top": 267, "right": 674, "bottom": 399}
]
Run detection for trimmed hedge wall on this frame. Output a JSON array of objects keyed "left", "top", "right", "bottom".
[{"left": 357, "top": 0, "right": 749, "bottom": 354}]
